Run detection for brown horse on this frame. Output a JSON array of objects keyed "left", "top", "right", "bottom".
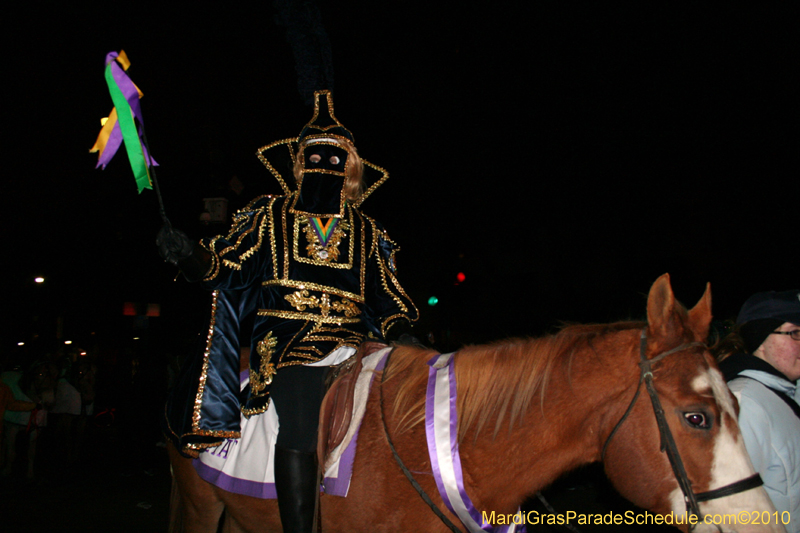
[{"left": 169, "top": 274, "right": 784, "bottom": 532}]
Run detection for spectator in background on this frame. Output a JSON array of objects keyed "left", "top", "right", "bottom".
[
  {"left": 50, "top": 359, "right": 84, "bottom": 467},
  {"left": 718, "top": 290, "right": 800, "bottom": 532},
  {"left": 0, "top": 381, "right": 36, "bottom": 468},
  {"left": 1, "top": 361, "right": 55, "bottom": 479}
]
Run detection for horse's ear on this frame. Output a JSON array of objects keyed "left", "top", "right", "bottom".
[
  {"left": 686, "top": 282, "right": 712, "bottom": 342},
  {"left": 646, "top": 273, "right": 680, "bottom": 339}
]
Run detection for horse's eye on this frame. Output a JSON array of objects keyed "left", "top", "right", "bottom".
[{"left": 684, "top": 412, "right": 710, "bottom": 429}]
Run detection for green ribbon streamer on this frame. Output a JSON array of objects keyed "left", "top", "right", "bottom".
[{"left": 104, "top": 63, "right": 151, "bottom": 193}]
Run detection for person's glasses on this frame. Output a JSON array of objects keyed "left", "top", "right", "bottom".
[{"left": 771, "top": 330, "right": 800, "bottom": 341}]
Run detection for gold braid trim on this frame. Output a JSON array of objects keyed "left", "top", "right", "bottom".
[
  {"left": 261, "top": 280, "right": 363, "bottom": 302},
  {"left": 288, "top": 349, "right": 325, "bottom": 360},
  {"left": 256, "top": 309, "right": 361, "bottom": 324},
  {"left": 268, "top": 198, "right": 279, "bottom": 280},
  {"left": 242, "top": 398, "right": 270, "bottom": 417},
  {"left": 355, "top": 209, "right": 367, "bottom": 298},
  {"left": 292, "top": 346, "right": 325, "bottom": 355},
  {"left": 352, "top": 160, "right": 390, "bottom": 208},
  {"left": 277, "top": 321, "right": 308, "bottom": 365},
  {"left": 163, "top": 404, "right": 240, "bottom": 454},
  {"left": 202, "top": 204, "right": 266, "bottom": 280},
  {"left": 306, "top": 321, "right": 365, "bottom": 342},
  {"left": 305, "top": 334, "right": 365, "bottom": 344},
  {"left": 277, "top": 360, "right": 316, "bottom": 368},
  {"left": 386, "top": 265, "right": 418, "bottom": 318},
  {"left": 282, "top": 196, "right": 291, "bottom": 278},
  {"left": 279, "top": 340, "right": 361, "bottom": 367},
  {"left": 192, "top": 291, "right": 218, "bottom": 432},
  {"left": 239, "top": 210, "right": 267, "bottom": 263},
  {"left": 241, "top": 194, "right": 274, "bottom": 211},
  {"left": 376, "top": 237, "right": 408, "bottom": 313},
  {"left": 256, "top": 138, "right": 296, "bottom": 195},
  {"left": 363, "top": 214, "right": 419, "bottom": 334},
  {"left": 381, "top": 314, "right": 412, "bottom": 338},
  {"left": 365, "top": 214, "right": 378, "bottom": 258},
  {"left": 186, "top": 429, "right": 241, "bottom": 439},
  {"left": 218, "top": 208, "right": 263, "bottom": 258},
  {"left": 201, "top": 240, "right": 221, "bottom": 281}
]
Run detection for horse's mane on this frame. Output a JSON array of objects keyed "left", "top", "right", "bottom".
[{"left": 386, "top": 321, "right": 645, "bottom": 441}]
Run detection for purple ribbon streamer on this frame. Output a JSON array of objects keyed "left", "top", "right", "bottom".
[
  {"left": 95, "top": 123, "right": 123, "bottom": 169},
  {"left": 98, "top": 52, "right": 158, "bottom": 169}
]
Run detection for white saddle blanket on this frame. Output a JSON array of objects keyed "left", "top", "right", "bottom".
[{"left": 194, "top": 347, "right": 391, "bottom": 498}]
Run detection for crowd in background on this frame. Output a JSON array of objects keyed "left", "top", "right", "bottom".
[{"left": 0, "top": 345, "right": 175, "bottom": 483}]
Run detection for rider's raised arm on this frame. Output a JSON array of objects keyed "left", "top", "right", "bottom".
[
  {"left": 199, "top": 196, "right": 276, "bottom": 290},
  {"left": 157, "top": 195, "right": 275, "bottom": 289}
]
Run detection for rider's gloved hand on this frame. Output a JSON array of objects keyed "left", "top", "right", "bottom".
[
  {"left": 156, "top": 223, "right": 212, "bottom": 282},
  {"left": 384, "top": 320, "right": 426, "bottom": 348},
  {"left": 156, "top": 223, "right": 194, "bottom": 265}
]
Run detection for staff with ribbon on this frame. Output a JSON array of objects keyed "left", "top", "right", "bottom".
[{"left": 90, "top": 50, "right": 168, "bottom": 221}]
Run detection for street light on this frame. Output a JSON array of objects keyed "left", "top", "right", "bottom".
[{"left": 34, "top": 276, "right": 45, "bottom": 284}]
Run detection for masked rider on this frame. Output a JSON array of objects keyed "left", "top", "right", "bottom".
[{"left": 159, "top": 90, "right": 418, "bottom": 533}]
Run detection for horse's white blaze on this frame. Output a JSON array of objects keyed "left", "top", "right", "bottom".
[
  {"left": 668, "top": 487, "right": 689, "bottom": 520},
  {"left": 706, "top": 368, "right": 737, "bottom": 419},
  {"left": 697, "top": 368, "right": 785, "bottom": 532},
  {"left": 691, "top": 371, "right": 711, "bottom": 393}
]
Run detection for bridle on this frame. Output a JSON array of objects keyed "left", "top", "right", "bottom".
[{"left": 602, "top": 329, "right": 763, "bottom": 525}]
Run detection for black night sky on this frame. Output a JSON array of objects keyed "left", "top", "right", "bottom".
[{"left": 2, "top": 3, "right": 797, "bottom": 358}]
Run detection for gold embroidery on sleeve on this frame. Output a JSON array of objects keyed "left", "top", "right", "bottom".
[{"left": 250, "top": 332, "right": 278, "bottom": 396}]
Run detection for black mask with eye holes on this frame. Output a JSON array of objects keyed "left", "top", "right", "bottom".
[
  {"left": 304, "top": 144, "right": 348, "bottom": 173},
  {"left": 291, "top": 142, "right": 351, "bottom": 218}
]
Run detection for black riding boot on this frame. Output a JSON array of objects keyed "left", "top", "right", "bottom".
[{"left": 274, "top": 446, "right": 319, "bottom": 533}]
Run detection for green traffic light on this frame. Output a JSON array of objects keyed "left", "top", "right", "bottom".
[{"left": 427, "top": 296, "right": 439, "bottom": 306}]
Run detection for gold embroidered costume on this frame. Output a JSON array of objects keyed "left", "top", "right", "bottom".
[{"left": 164, "top": 91, "right": 418, "bottom": 451}]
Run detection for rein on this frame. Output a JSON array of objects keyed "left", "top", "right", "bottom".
[{"left": 603, "top": 329, "right": 763, "bottom": 523}]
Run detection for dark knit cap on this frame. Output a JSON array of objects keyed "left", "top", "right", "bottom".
[
  {"left": 736, "top": 290, "right": 800, "bottom": 353},
  {"left": 737, "top": 290, "right": 800, "bottom": 325}
]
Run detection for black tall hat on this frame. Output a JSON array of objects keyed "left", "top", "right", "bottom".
[
  {"left": 298, "top": 90, "right": 354, "bottom": 144},
  {"left": 256, "top": 90, "right": 388, "bottom": 207}
]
